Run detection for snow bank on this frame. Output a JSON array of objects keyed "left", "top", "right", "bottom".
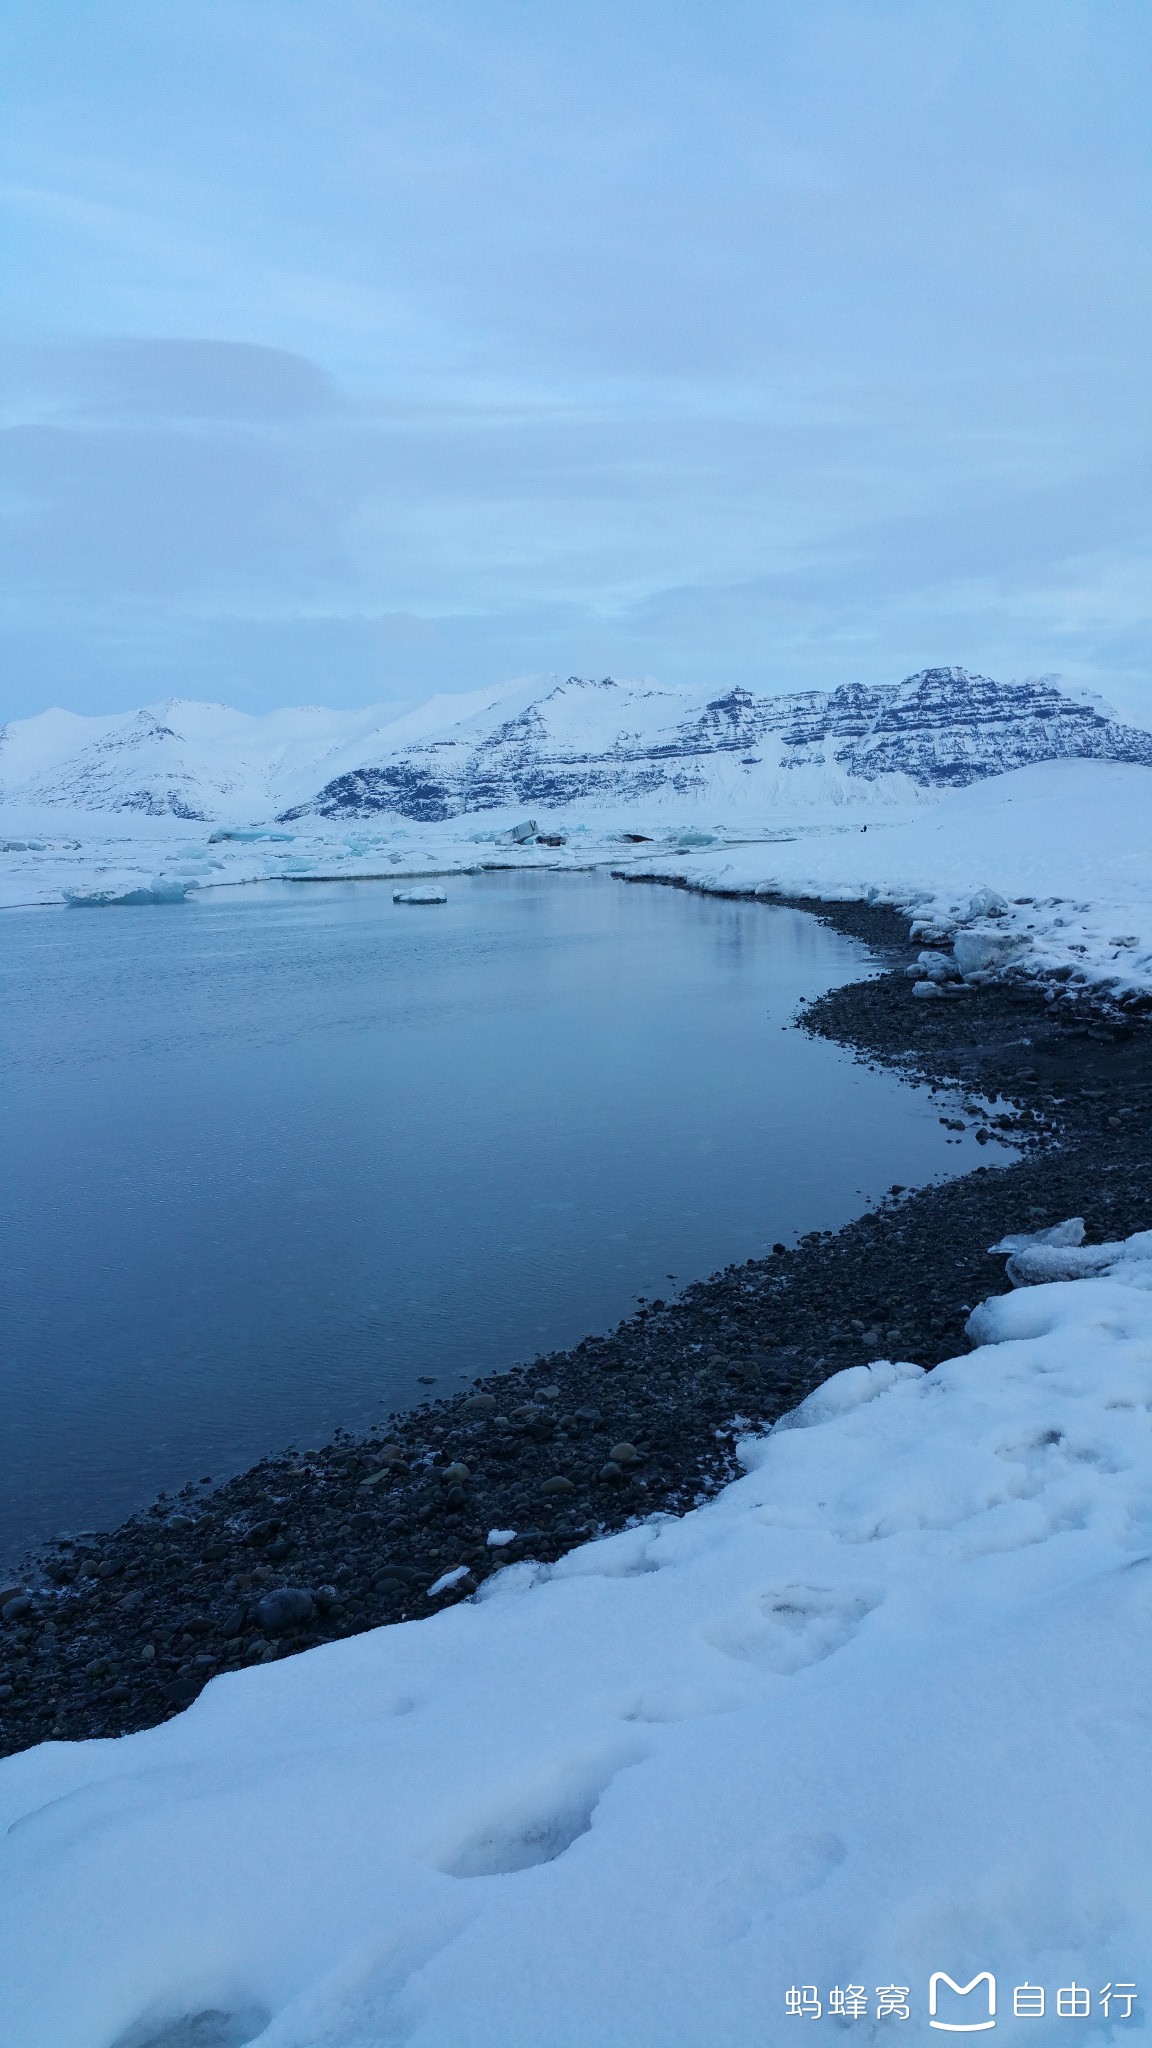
[
  {"left": 624, "top": 759, "right": 1152, "bottom": 1003},
  {"left": 3, "top": 1231, "right": 1151, "bottom": 2046}
]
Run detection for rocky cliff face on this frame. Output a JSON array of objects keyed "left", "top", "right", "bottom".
[{"left": 286, "top": 668, "right": 1152, "bottom": 821}]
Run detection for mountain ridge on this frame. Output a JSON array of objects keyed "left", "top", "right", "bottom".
[
  {"left": 282, "top": 666, "right": 1152, "bottom": 822},
  {"left": 2, "top": 668, "right": 1150, "bottom": 824}
]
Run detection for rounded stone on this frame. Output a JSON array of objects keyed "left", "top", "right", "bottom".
[
  {"left": 599, "top": 1461, "right": 624, "bottom": 1483},
  {"left": 540, "top": 1476, "right": 575, "bottom": 1495},
  {"left": 0, "top": 1594, "right": 33, "bottom": 1622},
  {"left": 608, "top": 1442, "right": 640, "bottom": 1466},
  {"left": 255, "top": 1587, "right": 316, "bottom": 1636},
  {"left": 461, "top": 1394, "right": 498, "bottom": 1417},
  {"left": 441, "top": 1462, "right": 471, "bottom": 1485}
]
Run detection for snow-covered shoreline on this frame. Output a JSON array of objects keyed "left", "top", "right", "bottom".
[
  {"left": 3, "top": 749, "right": 1151, "bottom": 2041},
  {"left": 3, "top": 1224, "right": 1151, "bottom": 2045},
  {"left": 5, "top": 757, "right": 1152, "bottom": 1008}
]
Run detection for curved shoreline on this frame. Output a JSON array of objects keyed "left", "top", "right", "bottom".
[{"left": 2, "top": 897, "right": 1149, "bottom": 1756}]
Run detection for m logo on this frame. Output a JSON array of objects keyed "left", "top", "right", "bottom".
[{"left": 929, "top": 1972, "right": 997, "bottom": 2032}]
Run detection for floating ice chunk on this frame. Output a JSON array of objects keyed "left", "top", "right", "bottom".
[
  {"left": 64, "top": 878, "right": 197, "bottom": 907},
  {"left": 494, "top": 819, "right": 537, "bottom": 845},
  {"left": 911, "top": 979, "right": 945, "bottom": 998},
  {"left": 207, "top": 829, "right": 294, "bottom": 843},
  {"left": 393, "top": 886, "right": 447, "bottom": 905},
  {"left": 487, "top": 1528, "right": 517, "bottom": 1548}
]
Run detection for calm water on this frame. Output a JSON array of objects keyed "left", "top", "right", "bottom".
[{"left": 0, "top": 871, "right": 999, "bottom": 1558}]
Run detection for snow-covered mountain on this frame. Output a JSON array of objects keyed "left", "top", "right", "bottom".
[
  {"left": 3, "top": 668, "right": 1150, "bottom": 824},
  {"left": 0, "top": 698, "right": 420, "bottom": 822}
]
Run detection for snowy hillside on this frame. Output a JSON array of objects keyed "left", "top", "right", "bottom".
[
  {"left": 3, "top": 1226, "right": 1151, "bottom": 2045},
  {"left": 3, "top": 668, "right": 1150, "bottom": 825},
  {"left": 0, "top": 697, "right": 419, "bottom": 821}
]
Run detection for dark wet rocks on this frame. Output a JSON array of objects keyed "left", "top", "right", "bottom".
[
  {"left": 255, "top": 1588, "right": 315, "bottom": 1635},
  {"left": 3, "top": 901, "right": 1151, "bottom": 1757}
]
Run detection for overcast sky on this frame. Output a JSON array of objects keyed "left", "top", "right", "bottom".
[{"left": 2, "top": 0, "right": 1150, "bottom": 720}]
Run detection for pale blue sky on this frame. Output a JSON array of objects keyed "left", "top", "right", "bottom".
[{"left": 2, "top": 1, "right": 1150, "bottom": 718}]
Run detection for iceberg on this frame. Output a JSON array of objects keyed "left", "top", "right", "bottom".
[
  {"left": 64, "top": 878, "right": 198, "bottom": 907},
  {"left": 207, "top": 829, "right": 295, "bottom": 844}
]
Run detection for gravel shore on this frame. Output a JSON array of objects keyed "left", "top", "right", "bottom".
[{"left": 2, "top": 894, "right": 1149, "bottom": 1757}]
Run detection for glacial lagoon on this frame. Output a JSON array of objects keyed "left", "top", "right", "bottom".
[{"left": 0, "top": 870, "right": 1004, "bottom": 1556}]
